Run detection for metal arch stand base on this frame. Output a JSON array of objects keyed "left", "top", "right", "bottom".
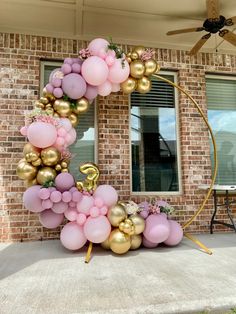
[
  {"left": 184, "top": 232, "right": 212, "bottom": 255},
  {"left": 85, "top": 242, "right": 93, "bottom": 263}
]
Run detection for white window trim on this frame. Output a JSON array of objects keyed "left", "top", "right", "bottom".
[
  {"left": 40, "top": 60, "right": 98, "bottom": 164},
  {"left": 129, "top": 70, "right": 182, "bottom": 196}
]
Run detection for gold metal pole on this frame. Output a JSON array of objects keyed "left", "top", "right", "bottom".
[
  {"left": 153, "top": 74, "right": 218, "bottom": 254},
  {"left": 85, "top": 242, "right": 93, "bottom": 263}
]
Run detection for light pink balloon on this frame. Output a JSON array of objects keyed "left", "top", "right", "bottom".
[
  {"left": 100, "top": 206, "right": 108, "bottom": 215},
  {"left": 98, "top": 80, "right": 112, "bottom": 96},
  {"left": 57, "top": 127, "right": 67, "bottom": 137},
  {"left": 143, "top": 214, "right": 170, "bottom": 244},
  {"left": 142, "top": 236, "right": 158, "bottom": 248},
  {"left": 60, "top": 222, "right": 87, "bottom": 250},
  {"left": 90, "top": 206, "right": 100, "bottom": 217},
  {"left": 38, "top": 188, "right": 50, "bottom": 200},
  {"left": 111, "top": 83, "right": 120, "bottom": 92},
  {"left": 72, "top": 190, "right": 82, "bottom": 202},
  {"left": 42, "top": 199, "right": 53, "bottom": 210},
  {"left": 51, "top": 78, "right": 62, "bottom": 88},
  {"left": 64, "top": 58, "right": 73, "bottom": 65},
  {"left": 94, "top": 197, "right": 104, "bottom": 208},
  {"left": 84, "top": 85, "right": 98, "bottom": 100},
  {"left": 93, "top": 185, "right": 118, "bottom": 207},
  {"left": 107, "top": 50, "right": 116, "bottom": 58},
  {"left": 81, "top": 56, "right": 109, "bottom": 86},
  {"left": 76, "top": 213, "right": 87, "bottom": 226},
  {"left": 164, "top": 220, "right": 183, "bottom": 246},
  {"left": 52, "top": 201, "right": 68, "bottom": 214},
  {"left": 46, "top": 83, "right": 54, "bottom": 93},
  {"left": 64, "top": 208, "right": 77, "bottom": 221},
  {"left": 69, "top": 201, "right": 76, "bottom": 208},
  {"left": 55, "top": 136, "right": 65, "bottom": 147},
  {"left": 98, "top": 48, "right": 107, "bottom": 59},
  {"left": 60, "top": 118, "right": 72, "bottom": 132},
  {"left": 62, "top": 191, "right": 72, "bottom": 203},
  {"left": 108, "top": 59, "right": 130, "bottom": 84},
  {"left": 62, "top": 73, "right": 87, "bottom": 100},
  {"left": 20, "top": 126, "right": 28, "bottom": 136},
  {"left": 88, "top": 38, "right": 109, "bottom": 56},
  {"left": 71, "top": 63, "right": 81, "bottom": 73},
  {"left": 50, "top": 190, "right": 62, "bottom": 203},
  {"left": 84, "top": 216, "right": 111, "bottom": 243},
  {"left": 61, "top": 63, "right": 72, "bottom": 75},
  {"left": 67, "top": 128, "right": 76, "bottom": 145},
  {"left": 53, "top": 88, "right": 63, "bottom": 98},
  {"left": 23, "top": 185, "right": 44, "bottom": 213},
  {"left": 39, "top": 209, "right": 64, "bottom": 229},
  {"left": 77, "top": 195, "right": 94, "bottom": 215},
  {"left": 55, "top": 173, "right": 75, "bottom": 192},
  {"left": 105, "top": 55, "right": 115, "bottom": 67},
  {"left": 27, "top": 122, "right": 57, "bottom": 148}
]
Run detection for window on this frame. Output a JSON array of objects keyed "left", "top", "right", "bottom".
[
  {"left": 40, "top": 61, "right": 97, "bottom": 180},
  {"left": 206, "top": 75, "right": 236, "bottom": 185},
  {"left": 130, "top": 72, "right": 180, "bottom": 194}
]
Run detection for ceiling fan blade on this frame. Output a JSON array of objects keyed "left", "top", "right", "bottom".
[
  {"left": 219, "top": 29, "right": 236, "bottom": 46},
  {"left": 225, "top": 16, "right": 236, "bottom": 26},
  {"left": 206, "top": 0, "right": 220, "bottom": 19},
  {"left": 189, "top": 33, "right": 211, "bottom": 55},
  {"left": 167, "top": 27, "right": 204, "bottom": 36}
]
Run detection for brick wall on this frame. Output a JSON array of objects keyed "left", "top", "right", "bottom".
[{"left": 0, "top": 32, "right": 236, "bottom": 242}]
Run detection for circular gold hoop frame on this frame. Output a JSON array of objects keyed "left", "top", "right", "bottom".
[{"left": 153, "top": 74, "right": 218, "bottom": 230}]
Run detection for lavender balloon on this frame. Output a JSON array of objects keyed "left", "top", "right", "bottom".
[
  {"left": 164, "top": 220, "right": 183, "bottom": 246},
  {"left": 143, "top": 214, "right": 170, "bottom": 244},
  {"left": 55, "top": 173, "right": 75, "bottom": 192},
  {"left": 62, "top": 73, "right": 87, "bottom": 100},
  {"left": 84, "top": 216, "right": 111, "bottom": 243},
  {"left": 60, "top": 222, "right": 87, "bottom": 250},
  {"left": 142, "top": 236, "right": 158, "bottom": 248},
  {"left": 84, "top": 85, "right": 98, "bottom": 100},
  {"left": 39, "top": 209, "right": 64, "bottom": 229},
  {"left": 23, "top": 185, "right": 44, "bottom": 213},
  {"left": 93, "top": 185, "right": 118, "bottom": 207}
]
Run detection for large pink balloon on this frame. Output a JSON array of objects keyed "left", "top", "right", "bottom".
[
  {"left": 39, "top": 209, "right": 64, "bottom": 229},
  {"left": 88, "top": 38, "right": 109, "bottom": 56},
  {"left": 93, "top": 185, "right": 118, "bottom": 207},
  {"left": 84, "top": 216, "right": 111, "bottom": 243},
  {"left": 81, "top": 56, "right": 109, "bottom": 86},
  {"left": 27, "top": 122, "right": 57, "bottom": 148},
  {"left": 55, "top": 173, "right": 75, "bottom": 192},
  {"left": 108, "top": 59, "right": 130, "bottom": 84},
  {"left": 77, "top": 195, "right": 94, "bottom": 215},
  {"left": 84, "top": 85, "right": 98, "bottom": 100},
  {"left": 60, "top": 222, "right": 87, "bottom": 250},
  {"left": 164, "top": 220, "right": 183, "bottom": 246},
  {"left": 143, "top": 214, "right": 170, "bottom": 244},
  {"left": 62, "top": 73, "right": 86, "bottom": 100},
  {"left": 98, "top": 80, "right": 112, "bottom": 96},
  {"left": 142, "top": 236, "right": 158, "bottom": 248},
  {"left": 23, "top": 185, "right": 44, "bottom": 213}
]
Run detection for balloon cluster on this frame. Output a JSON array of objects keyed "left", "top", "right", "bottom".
[{"left": 121, "top": 46, "right": 159, "bottom": 94}]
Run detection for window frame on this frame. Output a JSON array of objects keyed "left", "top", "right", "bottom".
[
  {"left": 40, "top": 60, "right": 98, "bottom": 165},
  {"left": 129, "top": 70, "right": 182, "bottom": 196}
]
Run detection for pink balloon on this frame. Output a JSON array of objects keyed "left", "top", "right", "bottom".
[
  {"left": 84, "top": 85, "right": 98, "bottom": 100},
  {"left": 23, "top": 185, "right": 44, "bottom": 213},
  {"left": 71, "top": 63, "right": 81, "bottom": 73},
  {"left": 64, "top": 58, "right": 73, "bottom": 65},
  {"left": 50, "top": 190, "right": 62, "bottom": 203},
  {"left": 105, "top": 55, "right": 115, "bottom": 67},
  {"left": 39, "top": 209, "right": 64, "bottom": 229},
  {"left": 81, "top": 56, "right": 109, "bottom": 86},
  {"left": 52, "top": 201, "right": 68, "bottom": 214},
  {"left": 69, "top": 201, "right": 76, "bottom": 208},
  {"left": 20, "top": 126, "right": 27, "bottom": 136},
  {"left": 53, "top": 88, "right": 63, "bottom": 98},
  {"left": 88, "top": 38, "right": 109, "bottom": 56},
  {"left": 94, "top": 197, "right": 104, "bottom": 208},
  {"left": 139, "top": 210, "right": 149, "bottom": 219},
  {"left": 100, "top": 206, "right": 108, "bottom": 215},
  {"left": 84, "top": 216, "right": 111, "bottom": 243},
  {"left": 27, "top": 122, "right": 57, "bottom": 148},
  {"left": 62, "top": 191, "right": 72, "bottom": 203},
  {"left": 164, "top": 220, "right": 183, "bottom": 246},
  {"left": 108, "top": 59, "right": 130, "bottom": 84},
  {"left": 38, "top": 188, "right": 50, "bottom": 200},
  {"left": 70, "top": 187, "right": 78, "bottom": 193},
  {"left": 77, "top": 195, "right": 94, "bottom": 215},
  {"left": 142, "top": 236, "right": 158, "bottom": 248},
  {"left": 49, "top": 68, "right": 62, "bottom": 82},
  {"left": 64, "top": 208, "right": 77, "bottom": 221},
  {"left": 61, "top": 63, "right": 72, "bottom": 75},
  {"left": 67, "top": 128, "right": 76, "bottom": 145},
  {"left": 143, "top": 214, "right": 170, "bottom": 244},
  {"left": 45, "top": 83, "right": 54, "bottom": 93},
  {"left": 98, "top": 80, "right": 112, "bottom": 97},
  {"left": 107, "top": 50, "right": 116, "bottom": 58},
  {"left": 98, "top": 48, "right": 107, "bottom": 59},
  {"left": 55, "top": 136, "right": 65, "bottom": 147},
  {"left": 60, "top": 118, "right": 72, "bottom": 132},
  {"left": 57, "top": 127, "right": 67, "bottom": 137},
  {"left": 72, "top": 190, "right": 82, "bottom": 202},
  {"left": 111, "top": 83, "right": 120, "bottom": 92},
  {"left": 62, "top": 73, "right": 86, "bottom": 100},
  {"left": 51, "top": 78, "right": 61, "bottom": 88},
  {"left": 42, "top": 199, "right": 53, "bottom": 210},
  {"left": 93, "top": 185, "right": 118, "bottom": 207},
  {"left": 90, "top": 206, "right": 100, "bottom": 217},
  {"left": 55, "top": 173, "right": 75, "bottom": 192},
  {"left": 76, "top": 213, "right": 87, "bottom": 226},
  {"left": 60, "top": 222, "right": 87, "bottom": 250}
]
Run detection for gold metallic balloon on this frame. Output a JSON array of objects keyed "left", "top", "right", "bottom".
[
  {"left": 35, "top": 100, "right": 44, "bottom": 109},
  {"left": 36, "top": 167, "right": 57, "bottom": 185},
  {"left": 68, "top": 113, "right": 78, "bottom": 128},
  {"left": 129, "top": 214, "right": 145, "bottom": 235},
  {"left": 26, "top": 178, "right": 38, "bottom": 187},
  {"left": 42, "top": 87, "right": 48, "bottom": 96},
  {"left": 127, "top": 52, "right": 132, "bottom": 58},
  {"left": 23, "top": 143, "right": 40, "bottom": 157},
  {"left": 40, "top": 97, "right": 49, "bottom": 105},
  {"left": 108, "top": 204, "right": 127, "bottom": 227},
  {"left": 136, "top": 76, "right": 152, "bottom": 94},
  {"left": 53, "top": 112, "right": 60, "bottom": 118},
  {"left": 119, "top": 218, "right": 135, "bottom": 235},
  {"left": 73, "top": 98, "right": 89, "bottom": 114},
  {"left": 144, "top": 59, "right": 158, "bottom": 76},
  {"left": 130, "top": 51, "right": 139, "bottom": 61},
  {"left": 45, "top": 108, "right": 54, "bottom": 115},
  {"left": 130, "top": 60, "right": 145, "bottom": 79},
  {"left": 109, "top": 229, "right": 131, "bottom": 254},
  {"left": 101, "top": 238, "right": 110, "bottom": 250},
  {"left": 31, "top": 158, "right": 42, "bottom": 167},
  {"left": 17, "top": 159, "right": 37, "bottom": 180},
  {"left": 53, "top": 99, "right": 71, "bottom": 117},
  {"left": 134, "top": 46, "right": 145, "bottom": 58},
  {"left": 61, "top": 161, "right": 68, "bottom": 168},
  {"left": 61, "top": 168, "right": 68, "bottom": 173},
  {"left": 130, "top": 234, "right": 142, "bottom": 250},
  {"left": 45, "top": 104, "right": 52, "bottom": 109},
  {"left": 126, "top": 56, "right": 132, "bottom": 64},
  {"left": 41, "top": 147, "right": 60, "bottom": 166},
  {"left": 76, "top": 162, "right": 100, "bottom": 192},
  {"left": 121, "top": 76, "right": 137, "bottom": 94},
  {"left": 55, "top": 164, "right": 62, "bottom": 171}
]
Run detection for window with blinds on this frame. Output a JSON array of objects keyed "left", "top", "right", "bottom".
[
  {"left": 206, "top": 76, "right": 236, "bottom": 185},
  {"left": 40, "top": 61, "right": 96, "bottom": 180},
  {"left": 131, "top": 73, "right": 180, "bottom": 193}
]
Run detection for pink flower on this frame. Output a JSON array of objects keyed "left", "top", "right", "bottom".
[
  {"left": 79, "top": 48, "right": 91, "bottom": 59},
  {"left": 140, "top": 49, "right": 155, "bottom": 61}
]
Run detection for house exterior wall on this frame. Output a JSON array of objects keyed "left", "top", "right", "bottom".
[{"left": 0, "top": 32, "right": 236, "bottom": 242}]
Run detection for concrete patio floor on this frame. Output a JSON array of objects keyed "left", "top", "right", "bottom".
[{"left": 0, "top": 233, "right": 236, "bottom": 314}]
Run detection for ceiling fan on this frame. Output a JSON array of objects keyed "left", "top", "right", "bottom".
[{"left": 166, "top": 0, "right": 236, "bottom": 55}]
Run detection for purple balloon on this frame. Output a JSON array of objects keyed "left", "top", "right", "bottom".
[
  {"left": 39, "top": 209, "right": 64, "bottom": 229},
  {"left": 52, "top": 201, "right": 68, "bottom": 214},
  {"left": 53, "top": 87, "right": 63, "bottom": 98},
  {"left": 60, "top": 222, "right": 87, "bottom": 250},
  {"left": 84, "top": 216, "right": 111, "bottom": 243},
  {"left": 42, "top": 199, "right": 53, "bottom": 210},
  {"left": 64, "top": 58, "right": 73, "bottom": 65},
  {"left": 143, "top": 214, "right": 170, "bottom": 244},
  {"left": 62, "top": 73, "right": 86, "bottom": 100},
  {"left": 72, "top": 190, "right": 82, "bottom": 202},
  {"left": 55, "top": 173, "right": 75, "bottom": 192},
  {"left": 50, "top": 190, "right": 62, "bottom": 203},
  {"left": 139, "top": 210, "right": 149, "bottom": 219},
  {"left": 38, "top": 188, "right": 50, "bottom": 200},
  {"left": 61, "top": 63, "right": 72, "bottom": 75},
  {"left": 51, "top": 77, "right": 62, "bottom": 88},
  {"left": 64, "top": 208, "right": 78, "bottom": 221},
  {"left": 77, "top": 195, "right": 94, "bottom": 215},
  {"left": 71, "top": 63, "right": 81, "bottom": 73},
  {"left": 62, "top": 191, "right": 72, "bottom": 203},
  {"left": 84, "top": 85, "right": 98, "bottom": 100},
  {"left": 49, "top": 68, "right": 62, "bottom": 83},
  {"left": 164, "top": 220, "right": 183, "bottom": 246},
  {"left": 45, "top": 83, "right": 54, "bottom": 93},
  {"left": 142, "top": 236, "right": 158, "bottom": 248},
  {"left": 23, "top": 185, "right": 44, "bottom": 213}
]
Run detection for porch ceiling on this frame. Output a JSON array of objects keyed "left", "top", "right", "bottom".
[{"left": 0, "top": 0, "right": 236, "bottom": 54}]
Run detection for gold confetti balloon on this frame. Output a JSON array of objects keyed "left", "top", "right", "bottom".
[
  {"left": 144, "top": 59, "right": 158, "bottom": 76},
  {"left": 41, "top": 147, "right": 60, "bottom": 166},
  {"left": 129, "top": 214, "right": 145, "bottom": 235},
  {"left": 109, "top": 229, "right": 131, "bottom": 254},
  {"left": 108, "top": 203, "right": 127, "bottom": 227},
  {"left": 130, "top": 234, "right": 142, "bottom": 250},
  {"left": 121, "top": 76, "right": 137, "bottom": 94},
  {"left": 130, "top": 60, "right": 145, "bottom": 79},
  {"left": 136, "top": 76, "right": 152, "bottom": 94},
  {"left": 36, "top": 167, "right": 57, "bottom": 185},
  {"left": 16, "top": 159, "right": 37, "bottom": 180}
]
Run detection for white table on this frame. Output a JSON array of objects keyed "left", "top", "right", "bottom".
[{"left": 199, "top": 185, "right": 236, "bottom": 233}]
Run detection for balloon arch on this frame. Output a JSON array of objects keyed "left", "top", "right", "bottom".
[{"left": 17, "top": 38, "right": 217, "bottom": 262}]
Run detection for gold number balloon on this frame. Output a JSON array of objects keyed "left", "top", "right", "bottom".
[
  {"left": 41, "top": 147, "right": 61, "bottom": 166},
  {"left": 76, "top": 162, "right": 100, "bottom": 192},
  {"left": 36, "top": 167, "right": 57, "bottom": 185},
  {"left": 109, "top": 229, "right": 131, "bottom": 254},
  {"left": 17, "top": 159, "right": 37, "bottom": 180}
]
